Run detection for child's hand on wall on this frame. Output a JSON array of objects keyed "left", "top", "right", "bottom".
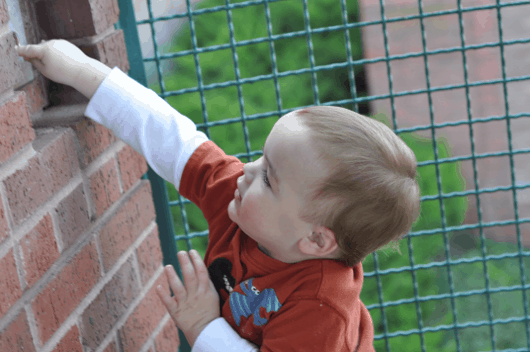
[
  {"left": 156, "top": 250, "right": 220, "bottom": 347},
  {"left": 16, "top": 39, "right": 89, "bottom": 88}
]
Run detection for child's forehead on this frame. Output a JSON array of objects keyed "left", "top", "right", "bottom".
[{"left": 266, "top": 125, "right": 325, "bottom": 187}]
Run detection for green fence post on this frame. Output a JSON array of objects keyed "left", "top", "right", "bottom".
[{"left": 115, "top": 0, "right": 191, "bottom": 350}]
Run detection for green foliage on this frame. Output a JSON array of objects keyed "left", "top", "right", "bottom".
[{"left": 144, "top": 0, "right": 529, "bottom": 350}]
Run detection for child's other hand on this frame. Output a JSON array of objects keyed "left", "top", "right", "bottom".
[
  {"left": 16, "top": 39, "right": 89, "bottom": 87},
  {"left": 156, "top": 250, "right": 220, "bottom": 347}
]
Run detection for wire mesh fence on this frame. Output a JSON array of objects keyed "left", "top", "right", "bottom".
[{"left": 118, "top": 0, "right": 530, "bottom": 350}]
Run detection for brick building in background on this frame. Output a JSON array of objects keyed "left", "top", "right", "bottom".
[
  {"left": 0, "top": 0, "right": 179, "bottom": 351},
  {"left": 359, "top": 0, "right": 530, "bottom": 247}
]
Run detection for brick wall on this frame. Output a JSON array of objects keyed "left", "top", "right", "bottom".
[
  {"left": 0, "top": 0, "right": 180, "bottom": 351},
  {"left": 359, "top": 0, "right": 530, "bottom": 246}
]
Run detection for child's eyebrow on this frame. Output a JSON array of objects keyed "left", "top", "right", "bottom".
[{"left": 261, "top": 145, "right": 280, "bottom": 185}]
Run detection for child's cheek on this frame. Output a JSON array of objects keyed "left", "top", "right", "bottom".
[
  {"left": 239, "top": 192, "right": 256, "bottom": 220},
  {"left": 239, "top": 190, "right": 265, "bottom": 226},
  {"left": 278, "top": 210, "right": 297, "bottom": 236}
]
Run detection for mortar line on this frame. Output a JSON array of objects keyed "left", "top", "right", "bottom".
[
  {"left": 114, "top": 154, "right": 125, "bottom": 195},
  {"left": 0, "top": 143, "right": 37, "bottom": 181},
  {"left": 24, "top": 301, "right": 43, "bottom": 350}
]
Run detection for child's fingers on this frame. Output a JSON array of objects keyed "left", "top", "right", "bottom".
[
  {"left": 178, "top": 251, "right": 199, "bottom": 294},
  {"left": 156, "top": 283, "right": 178, "bottom": 313},
  {"left": 16, "top": 43, "right": 45, "bottom": 60},
  {"left": 189, "top": 250, "right": 210, "bottom": 290},
  {"left": 164, "top": 264, "right": 188, "bottom": 303}
]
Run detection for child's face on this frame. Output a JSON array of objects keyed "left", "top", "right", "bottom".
[{"left": 227, "top": 111, "right": 328, "bottom": 263}]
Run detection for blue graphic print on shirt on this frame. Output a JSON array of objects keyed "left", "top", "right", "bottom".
[{"left": 229, "top": 278, "right": 282, "bottom": 327}]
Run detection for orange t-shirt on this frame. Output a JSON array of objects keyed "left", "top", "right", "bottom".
[{"left": 179, "top": 140, "right": 375, "bottom": 351}]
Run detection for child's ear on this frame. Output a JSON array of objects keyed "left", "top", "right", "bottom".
[{"left": 298, "top": 226, "right": 338, "bottom": 258}]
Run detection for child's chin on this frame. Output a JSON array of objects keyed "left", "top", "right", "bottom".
[{"left": 227, "top": 199, "right": 239, "bottom": 223}]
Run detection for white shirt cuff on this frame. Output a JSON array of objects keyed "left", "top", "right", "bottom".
[{"left": 192, "top": 318, "right": 259, "bottom": 352}]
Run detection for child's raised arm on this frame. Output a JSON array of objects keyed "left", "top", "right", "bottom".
[
  {"left": 17, "top": 39, "right": 209, "bottom": 190},
  {"left": 16, "top": 39, "right": 111, "bottom": 100}
]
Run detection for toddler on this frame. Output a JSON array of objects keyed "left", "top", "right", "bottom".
[{"left": 17, "top": 39, "right": 420, "bottom": 352}]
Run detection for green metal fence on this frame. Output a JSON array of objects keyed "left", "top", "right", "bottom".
[{"left": 115, "top": 0, "right": 530, "bottom": 351}]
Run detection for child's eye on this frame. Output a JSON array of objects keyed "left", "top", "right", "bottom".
[{"left": 262, "top": 168, "right": 271, "bottom": 188}]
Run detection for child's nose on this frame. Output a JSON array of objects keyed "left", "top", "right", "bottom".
[
  {"left": 243, "top": 162, "right": 252, "bottom": 176},
  {"left": 243, "top": 161, "right": 257, "bottom": 180}
]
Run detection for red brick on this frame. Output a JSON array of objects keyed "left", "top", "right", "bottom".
[
  {"left": 5, "top": 129, "right": 80, "bottom": 226},
  {"left": 118, "top": 275, "right": 169, "bottom": 352},
  {"left": 90, "top": 158, "right": 120, "bottom": 218},
  {"left": 20, "top": 214, "right": 60, "bottom": 289},
  {"left": 0, "top": 197, "right": 9, "bottom": 244},
  {"left": 117, "top": 144, "right": 147, "bottom": 193},
  {"left": 136, "top": 225, "right": 163, "bottom": 285},
  {"left": 0, "top": 0, "right": 8, "bottom": 27},
  {"left": 98, "top": 181, "right": 155, "bottom": 271},
  {"left": 0, "top": 32, "right": 24, "bottom": 93},
  {"left": 0, "top": 310, "right": 36, "bottom": 352},
  {"left": 17, "top": 75, "right": 48, "bottom": 117},
  {"left": 33, "top": 0, "right": 95, "bottom": 39},
  {"left": 52, "top": 324, "right": 83, "bottom": 352},
  {"left": 0, "top": 91, "right": 35, "bottom": 163},
  {"left": 32, "top": 240, "right": 101, "bottom": 344},
  {"left": 55, "top": 184, "right": 90, "bottom": 250},
  {"left": 0, "top": 249, "right": 23, "bottom": 317},
  {"left": 79, "top": 257, "right": 139, "bottom": 350},
  {"left": 154, "top": 319, "right": 180, "bottom": 352},
  {"left": 35, "top": 129, "right": 80, "bottom": 195},
  {"left": 71, "top": 118, "right": 116, "bottom": 168},
  {"left": 94, "top": 0, "right": 120, "bottom": 34},
  {"left": 103, "top": 257, "right": 140, "bottom": 316},
  {"left": 32, "top": 0, "right": 119, "bottom": 39},
  {"left": 4, "top": 156, "right": 50, "bottom": 226},
  {"left": 80, "top": 30, "right": 130, "bottom": 74}
]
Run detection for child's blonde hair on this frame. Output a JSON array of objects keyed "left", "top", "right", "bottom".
[{"left": 296, "top": 106, "right": 421, "bottom": 266}]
